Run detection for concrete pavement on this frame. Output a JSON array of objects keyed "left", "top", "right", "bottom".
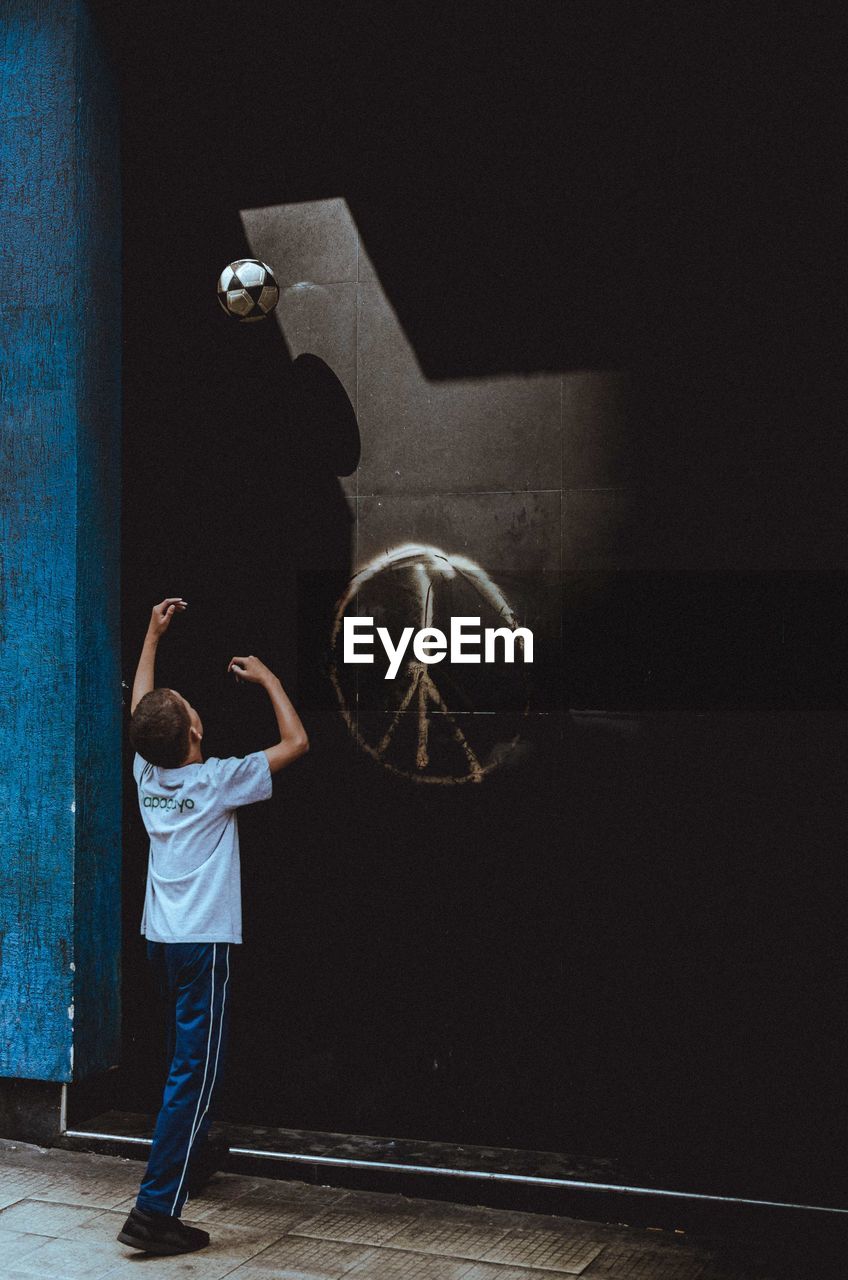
[{"left": 0, "top": 1138, "right": 810, "bottom": 1279}]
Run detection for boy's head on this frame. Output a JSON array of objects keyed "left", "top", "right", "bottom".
[{"left": 129, "top": 688, "right": 203, "bottom": 768}]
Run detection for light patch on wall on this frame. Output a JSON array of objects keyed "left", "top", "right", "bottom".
[
  {"left": 240, "top": 197, "right": 357, "bottom": 297},
  {"left": 236, "top": 197, "right": 623, "bottom": 740},
  {"left": 239, "top": 197, "right": 564, "bottom": 390}
]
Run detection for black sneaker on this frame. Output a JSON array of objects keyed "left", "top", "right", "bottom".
[{"left": 116, "top": 1205, "right": 210, "bottom": 1255}]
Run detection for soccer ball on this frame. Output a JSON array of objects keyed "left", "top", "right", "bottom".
[{"left": 216, "top": 259, "right": 279, "bottom": 322}]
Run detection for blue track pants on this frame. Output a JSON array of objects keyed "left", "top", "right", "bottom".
[{"left": 135, "top": 940, "right": 232, "bottom": 1218}]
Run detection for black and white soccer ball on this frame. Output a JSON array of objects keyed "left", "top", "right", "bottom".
[{"left": 216, "top": 259, "right": 279, "bottom": 322}]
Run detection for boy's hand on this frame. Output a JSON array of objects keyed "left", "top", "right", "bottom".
[
  {"left": 227, "top": 654, "right": 276, "bottom": 686},
  {"left": 147, "top": 597, "right": 187, "bottom": 639}
]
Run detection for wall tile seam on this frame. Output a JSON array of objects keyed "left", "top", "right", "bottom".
[
  {"left": 282, "top": 277, "right": 358, "bottom": 287},
  {"left": 354, "top": 228, "right": 359, "bottom": 516},
  {"left": 558, "top": 372, "right": 564, "bottom": 499},
  {"left": 354, "top": 244, "right": 360, "bottom": 572},
  {"left": 354, "top": 488, "right": 634, "bottom": 497},
  {"left": 356, "top": 491, "right": 563, "bottom": 499}
]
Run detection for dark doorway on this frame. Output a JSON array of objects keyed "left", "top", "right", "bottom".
[{"left": 97, "top": 2, "right": 848, "bottom": 1210}]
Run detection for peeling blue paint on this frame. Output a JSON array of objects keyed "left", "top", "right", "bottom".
[{"left": 0, "top": 1, "right": 121, "bottom": 1083}]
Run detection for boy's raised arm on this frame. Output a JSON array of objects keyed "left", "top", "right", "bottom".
[
  {"left": 130, "top": 597, "right": 187, "bottom": 715},
  {"left": 226, "top": 654, "right": 309, "bottom": 775}
]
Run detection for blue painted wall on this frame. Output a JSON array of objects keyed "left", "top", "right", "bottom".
[{"left": 0, "top": 0, "right": 121, "bottom": 1082}]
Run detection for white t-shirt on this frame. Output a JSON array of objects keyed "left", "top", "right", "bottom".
[{"left": 133, "top": 750, "right": 273, "bottom": 943}]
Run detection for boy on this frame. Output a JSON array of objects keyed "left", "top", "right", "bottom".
[{"left": 117, "top": 596, "right": 308, "bottom": 1256}]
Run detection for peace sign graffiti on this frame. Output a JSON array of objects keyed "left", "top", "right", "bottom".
[{"left": 330, "top": 544, "right": 530, "bottom": 784}]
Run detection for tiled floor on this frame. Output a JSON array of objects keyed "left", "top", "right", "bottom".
[{"left": 0, "top": 1140, "right": 793, "bottom": 1279}]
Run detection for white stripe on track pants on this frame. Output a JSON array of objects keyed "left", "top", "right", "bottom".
[{"left": 135, "top": 940, "right": 231, "bottom": 1218}]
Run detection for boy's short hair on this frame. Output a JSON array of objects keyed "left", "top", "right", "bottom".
[{"left": 130, "top": 689, "right": 191, "bottom": 768}]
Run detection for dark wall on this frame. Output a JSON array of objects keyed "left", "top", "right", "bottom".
[{"left": 100, "top": 3, "right": 848, "bottom": 1204}]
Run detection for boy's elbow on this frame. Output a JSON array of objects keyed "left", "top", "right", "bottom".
[{"left": 292, "top": 731, "right": 309, "bottom": 757}]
